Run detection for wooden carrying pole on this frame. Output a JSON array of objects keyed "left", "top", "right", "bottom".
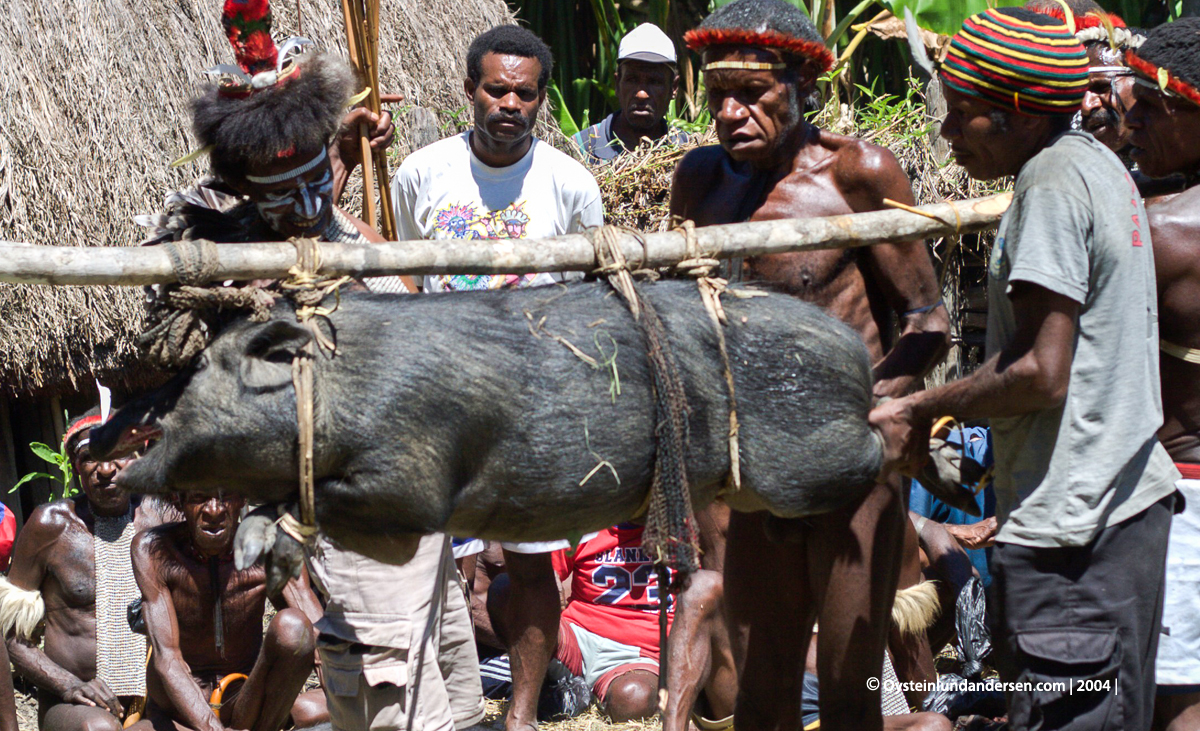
[
  {"left": 0, "top": 193, "right": 1011, "bottom": 286},
  {"left": 341, "top": 0, "right": 396, "bottom": 239}
]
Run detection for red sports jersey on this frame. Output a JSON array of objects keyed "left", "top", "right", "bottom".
[{"left": 553, "top": 524, "right": 674, "bottom": 658}]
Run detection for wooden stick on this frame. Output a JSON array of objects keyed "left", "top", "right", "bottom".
[
  {"left": 0, "top": 193, "right": 1012, "bottom": 286},
  {"left": 359, "top": 125, "right": 378, "bottom": 228}
]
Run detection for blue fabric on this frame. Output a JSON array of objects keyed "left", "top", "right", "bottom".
[
  {"left": 801, "top": 672, "right": 821, "bottom": 728},
  {"left": 910, "top": 427, "right": 996, "bottom": 587}
]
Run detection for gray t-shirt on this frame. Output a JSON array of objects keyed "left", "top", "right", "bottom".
[{"left": 986, "top": 131, "right": 1179, "bottom": 548}]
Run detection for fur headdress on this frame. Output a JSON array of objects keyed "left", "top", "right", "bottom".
[
  {"left": 684, "top": 0, "right": 835, "bottom": 73},
  {"left": 175, "top": 0, "right": 358, "bottom": 180}
]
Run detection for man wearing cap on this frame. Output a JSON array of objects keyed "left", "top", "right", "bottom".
[
  {"left": 3, "top": 408, "right": 174, "bottom": 731},
  {"left": 573, "top": 23, "right": 686, "bottom": 163},
  {"left": 669, "top": 0, "right": 949, "bottom": 728},
  {"left": 872, "top": 8, "right": 1178, "bottom": 730},
  {"left": 1122, "top": 19, "right": 1200, "bottom": 731}
]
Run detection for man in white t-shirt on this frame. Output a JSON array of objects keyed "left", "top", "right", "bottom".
[{"left": 393, "top": 24, "right": 603, "bottom": 731}]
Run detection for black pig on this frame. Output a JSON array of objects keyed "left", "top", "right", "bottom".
[{"left": 91, "top": 280, "right": 883, "bottom": 566}]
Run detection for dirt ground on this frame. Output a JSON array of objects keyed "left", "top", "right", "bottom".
[
  {"left": 12, "top": 690, "right": 659, "bottom": 731},
  {"left": 478, "top": 700, "right": 662, "bottom": 731}
]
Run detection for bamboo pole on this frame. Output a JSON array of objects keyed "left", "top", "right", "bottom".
[{"left": 0, "top": 193, "right": 1011, "bottom": 286}]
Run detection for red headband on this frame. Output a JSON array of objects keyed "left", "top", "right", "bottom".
[
  {"left": 683, "top": 28, "right": 835, "bottom": 72},
  {"left": 62, "top": 414, "right": 105, "bottom": 453},
  {"left": 1033, "top": 7, "right": 1127, "bottom": 31},
  {"left": 1125, "top": 52, "right": 1200, "bottom": 108}
]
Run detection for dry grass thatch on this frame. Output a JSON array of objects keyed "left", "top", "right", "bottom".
[
  {"left": 589, "top": 130, "right": 715, "bottom": 233},
  {"left": 0, "top": 0, "right": 513, "bottom": 399}
]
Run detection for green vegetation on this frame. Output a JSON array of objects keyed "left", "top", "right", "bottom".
[
  {"left": 10, "top": 440, "right": 76, "bottom": 499},
  {"left": 516, "top": 0, "right": 1186, "bottom": 137}
]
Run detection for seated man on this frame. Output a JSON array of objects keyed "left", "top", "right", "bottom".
[
  {"left": 128, "top": 493, "right": 326, "bottom": 731},
  {"left": 909, "top": 426, "right": 995, "bottom": 586},
  {"left": 549, "top": 524, "right": 672, "bottom": 722},
  {"left": 3, "top": 408, "right": 172, "bottom": 731}
]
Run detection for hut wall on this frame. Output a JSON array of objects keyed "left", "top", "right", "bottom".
[{"left": 0, "top": 0, "right": 516, "bottom": 399}]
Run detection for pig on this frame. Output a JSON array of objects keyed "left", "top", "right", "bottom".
[{"left": 91, "top": 279, "right": 886, "bottom": 569}]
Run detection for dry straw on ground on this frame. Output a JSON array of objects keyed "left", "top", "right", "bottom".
[
  {"left": 0, "top": 0, "right": 512, "bottom": 398},
  {"left": 588, "top": 130, "right": 716, "bottom": 233}
]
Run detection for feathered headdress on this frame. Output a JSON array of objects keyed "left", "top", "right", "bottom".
[
  {"left": 206, "top": 0, "right": 314, "bottom": 100},
  {"left": 173, "top": 0, "right": 362, "bottom": 170}
]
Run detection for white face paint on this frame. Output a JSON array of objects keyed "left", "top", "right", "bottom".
[{"left": 252, "top": 165, "right": 334, "bottom": 237}]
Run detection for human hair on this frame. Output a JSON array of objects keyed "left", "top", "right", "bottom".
[
  {"left": 1134, "top": 18, "right": 1200, "bottom": 96},
  {"left": 693, "top": 0, "right": 828, "bottom": 75},
  {"left": 467, "top": 25, "right": 554, "bottom": 89},
  {"left": 191, "top": 52, "right": 355, "bottom": 183},
  {"left": 987, "top": 106, "right": 1073, "bottom": 135}
]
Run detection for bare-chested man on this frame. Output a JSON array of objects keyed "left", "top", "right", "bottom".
[
  {"left": 128, "top": 493, "right": 326, "bottom": 731},
  {"left": 1123, "top": 20, "right": 1200, "bottom": 731},
  {"left": 668, "top": 1, "right": 949, "bottom": 729},
  {"left": 2, "top": 409, "right": 171, "bottom": 731}
]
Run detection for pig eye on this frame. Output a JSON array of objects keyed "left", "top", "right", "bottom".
[{"left": 194, "top": 354, "right": 209, "bottom": 372}]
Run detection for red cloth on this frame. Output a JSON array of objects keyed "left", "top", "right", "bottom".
[
  {"left": 1176, "top": 463, "right": 1200, "bottom": 481},
  {"left": 0, "top": 505, "right": 17, "bottom": 571},
  {"left": 552, "top": 524, "right": 674, "bottom": 659}
]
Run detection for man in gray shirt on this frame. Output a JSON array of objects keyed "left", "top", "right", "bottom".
[{"left": 872, "top": 8, "right": 1178, "bottom": 731}]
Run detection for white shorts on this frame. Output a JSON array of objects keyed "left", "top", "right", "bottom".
[
  {"left": 1158, "top": 476, "right": 1200, "bottom": 686},
  {"left": 452, "top": 536, "right": 598, "bottom": 558}
]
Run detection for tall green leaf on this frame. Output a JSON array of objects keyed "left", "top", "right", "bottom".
[
  {"left": 547, "top": 82, "right": 582, "bottom": 138},
  {"left": 879, "top": 0, "right": 1022, "bottom": 36}
]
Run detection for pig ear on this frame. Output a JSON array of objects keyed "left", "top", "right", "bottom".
[{"left": 240, "top": 321, "right": 313, "bottom": 391}]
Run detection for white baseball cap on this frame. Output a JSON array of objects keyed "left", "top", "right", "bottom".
[{"left": 618, "top": 23, "right": 677, "bottom": 65}]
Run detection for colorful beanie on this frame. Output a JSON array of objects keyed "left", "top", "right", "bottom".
[
  {"left": 940, "top": 7, "right": 1089, "bottom": 115},
  {"left": 1125, "top": 18, "right": 1200, "bottom": 109}
]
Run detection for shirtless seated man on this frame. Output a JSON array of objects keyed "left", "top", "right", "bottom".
[
  {"left": 128, "top": 493, "right": 326, "bottom": 731},
  {"left": 3, "top": 408, "right": 172, "bottom": 731},
  {"left": 670, "top": 1, "right": 949, "bottom": 729}
]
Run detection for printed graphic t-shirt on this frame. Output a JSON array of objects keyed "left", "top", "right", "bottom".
[
  {"left": 393, "top": 132, "right": 604, "bottom": 293},
  {"left": 552, "top": 524, "right": 674, "bottom": 659},
  {"left": 985, "top": 131, "right": 1179, "bottom": 548}
]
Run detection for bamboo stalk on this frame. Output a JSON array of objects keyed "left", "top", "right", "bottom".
[{"left": 0, "top": 193, "right": 1011, "bottom": 286}]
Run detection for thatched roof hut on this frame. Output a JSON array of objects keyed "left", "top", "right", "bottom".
[{"left": 0, "top": 0, "right": 513, "bottom": 400}]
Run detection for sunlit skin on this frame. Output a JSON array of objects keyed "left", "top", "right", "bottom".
[
  {"left": 76, "top": 449, "right": 136, "bottom": 518},
  {"left": 127, "top": 492, "right": 327, "bottom": 731},
  {"left": 939, "top": 86, "right": 1061, "bottom": 181},
  {"left": 465, "top": 53, "right": 545, "bottom": 168},
  {"left": 232, "top": 149, "right": 335, "bottom": 239},
  {"left": 1129, "top": 73, "right": 1200, "bottom": 731},
  {"left": 1080, "top": 45, "right": 1136, "bottom": 152},
  {"left": 703, "top": 48, "right": 813, "bottom": 165},
  {"left": 1125, "top": 77, "right": 1200, "bottom": 470},
  {"left": 177, "top": 492, "right": 244, "bottom": 558},
  {"left": 669, "top": 43, "right": 948, "bottom": 731},
  {"left": 5, "top": 445, "right": 165, "bottom": 731},
  {"left": 1126, "top": 81, "right": 1200, "bottom": 179},
  {"left": 611, "top": 60, "right": 677, "bottom": 149}
]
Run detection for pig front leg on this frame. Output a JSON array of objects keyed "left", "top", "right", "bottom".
[{"left": 235, "top": 503, "right": 307, "bottom": 597}]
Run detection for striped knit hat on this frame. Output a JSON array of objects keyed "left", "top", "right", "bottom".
[{"left": 940, "top": 7, "right": 1089, "bottom": 115}]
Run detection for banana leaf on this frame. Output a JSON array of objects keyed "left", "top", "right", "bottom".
[{"left": 880, "top": 0, "right": 1022, "bottom": 36}]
